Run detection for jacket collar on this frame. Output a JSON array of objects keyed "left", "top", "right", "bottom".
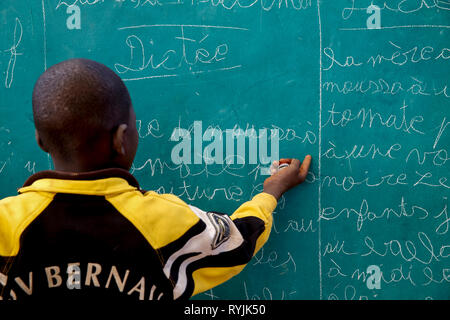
[{"left": 19, "top": 168, "right": 141, "bottom": 195}]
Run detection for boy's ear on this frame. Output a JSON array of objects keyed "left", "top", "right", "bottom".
[
  {"left": 113, "top": 124, "right": 128, "bottom": 156},
  {"left": 35, "top": 129, "right": 49, "bottom": 153}
]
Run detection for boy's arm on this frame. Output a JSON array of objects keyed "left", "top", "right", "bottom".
[{"left": 159, "top": 155, "right": 311, "bottom": 299}]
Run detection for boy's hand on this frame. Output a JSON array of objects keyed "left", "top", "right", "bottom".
[{"left": 263, "top": 155, "right": 312, "bottom": 201}]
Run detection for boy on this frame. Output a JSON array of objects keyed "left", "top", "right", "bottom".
[{"left": 0, "top": 59, "right": 311, "bottom": 300}]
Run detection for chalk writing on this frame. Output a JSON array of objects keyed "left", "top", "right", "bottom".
[
  {"left": 189, "top": 0, "right": 312, "bottom": 11},
  {"left": 4, "top": 18, "right": 23, "bottom": 89},
  {"left": 322, "top": 141, "right": 402, "bottom": 168},
  {"left": 406, "top": 147, "right": 449, "bottom": 166},
  {"left": 136, "top": 119, "right": 164, "bottom": 139},
  {"left": 252, "top": 248, "right": 297, "bottom": 273},
  {"left": 0, "top": 127, "right": 12, "bottom": 176},
  {"left": 323, "top": 42, "right": 450, "bottom": 70},
  {"left": 321, "top": 0, "right": 447, "bottom": 296},
  {"left": 1, "top": 0, "right": 449, "bottom": 301},
  {"left": 243, "top": 281, "right": 297, "bottom": 300},
  {"left": 282, "top": 218, "right": 316, "bottom": 233},
  {"left": 56, "top": 0, "right": 104, "bottom": 9},
  {"left": 322, "top": 101, "right": 425, "bottom": 135},
  {"left": 342, "top": 0, "right": 450, "bottom": 20},
  {"left": 320, "top": 196, "right": 439, "bottom": 231},
  {"left": 433, "top": 117, "right": 450, "bottom": 149},
  {"left": 323, "top": 77, "right": 449, "bottom": 98},
  {"left": 115, "top": 25, "right": 244, "bottom": 81},
  {"left": 57, "top": 0, "right": 312, "bottom": 11}
]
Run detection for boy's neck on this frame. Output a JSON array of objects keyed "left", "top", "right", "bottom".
[
  {"left": 53, "top": 163, "right": 103, "bottom": 173},
  {"left": 51, "top": 156, "right": 116, "bottom": 173}
]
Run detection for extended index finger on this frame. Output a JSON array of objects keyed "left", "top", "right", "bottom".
[{"left": 298, "top": 155, "right": 312, "bottom": 181}]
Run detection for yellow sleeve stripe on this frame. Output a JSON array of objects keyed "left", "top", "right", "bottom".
[
  {"left": 230, "top": 192, "right": 277, "bottom": 226},
  {"left": 0, "top": 192, "right": 54, "bottom": 256},
  {"left": 106, "top": 191, "right": 200, "bottom": 250}
]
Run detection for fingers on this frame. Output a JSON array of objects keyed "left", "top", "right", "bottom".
[
  {"left": 288, "top": 158, "right": 301, "bottom": 169},
  {"left": 275, "top": 156, "right": 312, "bottom": 184},
  {"left": 276, "top": 157, "right": 309, "bottom": 171},
  {"left": 298, "top": 155, "right": 312, "bottom": 182},
  {"left": 279, "top": 158, "right": 291, "bottom": 164}
]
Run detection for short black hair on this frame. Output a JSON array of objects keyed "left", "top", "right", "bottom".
[{"left": 32, "top": 58, "right": 131, "bottom": 159}]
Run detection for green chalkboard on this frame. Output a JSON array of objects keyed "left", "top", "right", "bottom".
[{"left": 0, "top": 0, "right": 449, "bottom": 300}]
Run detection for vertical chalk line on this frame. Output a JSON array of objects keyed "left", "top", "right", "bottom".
[
  {"left": 41, "top": 0, "right": 47, "bottom": 70},
  {"left": 316, "top": 0, "right": 323, "bottom": 300}
]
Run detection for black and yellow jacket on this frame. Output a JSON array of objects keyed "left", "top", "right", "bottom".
[{"left": 0, "top": 168, "right": 276, "bottom": 300}]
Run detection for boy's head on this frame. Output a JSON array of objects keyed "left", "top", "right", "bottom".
[{"left": 32, "top": 58, "right": 139, "bottom": 172}]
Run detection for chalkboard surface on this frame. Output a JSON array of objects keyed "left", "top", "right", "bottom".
[{"left": 0, "top": 1, "right": 449, "bottom": 300}]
